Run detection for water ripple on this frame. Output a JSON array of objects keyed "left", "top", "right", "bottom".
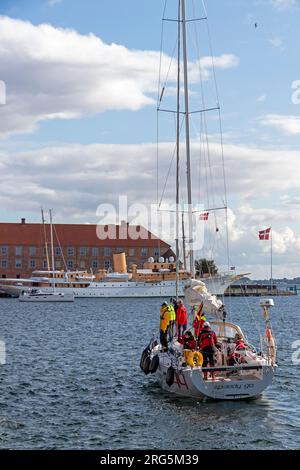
[{"left": 0, "top": 296, "right": 299, "bottom": 449}]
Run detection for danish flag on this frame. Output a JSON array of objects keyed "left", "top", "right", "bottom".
[
  {"left": 259, "top": 228, "right": 271, "bottom": 240},
  {"left": 199, "top": 212, "right": 209, "bottom": 221}
]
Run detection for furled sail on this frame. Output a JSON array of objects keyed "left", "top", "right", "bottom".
[{"left": 184, "top": 279, "right": 224, "bottom": 319}]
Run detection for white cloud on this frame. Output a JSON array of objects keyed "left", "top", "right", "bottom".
[
  {"left": 0, "top": 16, "right": 239, "bottom": 139},
  {"left": 257, "top": 114, "right": 300, "bottom": 135},
  {"left": 0, "top": 138, "right": 299, "bottom": 220},
  {"left": 271, "top": 0, "right": 297, "bottom": 10},
  {"left": 268, "top": 36, "right": 284, "bottom": 50},
  {"left": 0, "top": 138, "right": 299, "bottom": 277},
  {"left": 48, "top": 0, "right": 63, "bottom": 6},
  {"left": 256, "top": 94, "right": 266, "bottom": 102}
]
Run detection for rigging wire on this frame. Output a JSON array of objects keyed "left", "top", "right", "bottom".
[
  {"left": 53, "top": 225, "right": 68, "bottom": 272},
  {"left": 156, "top": 0, "right": 168, "bottom": 258},
  {"left": 159, "top": 117, "right": 185, "bottom": 209},
  {"left": 202, "top": 0, "right": 230, "bottom": 270}
]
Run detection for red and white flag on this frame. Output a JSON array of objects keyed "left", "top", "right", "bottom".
[
  {"left": 259, "top": 228, "right": 271, "bottom": 240},
  {"left": 199, "top": 212, "right": 209, "bottom": 221}
]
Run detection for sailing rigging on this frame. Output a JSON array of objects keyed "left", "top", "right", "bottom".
[{"left": 141, "top": 0, "right": 277, "bottom": 401}]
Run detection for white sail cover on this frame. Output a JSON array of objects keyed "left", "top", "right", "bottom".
[{"left": 184, "top": 279, "right": 224, "bottom": 319}]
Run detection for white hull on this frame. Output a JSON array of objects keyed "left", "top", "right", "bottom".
[
  {"left": 1, "top": 274, "right": 235, "bottom": 299},
  {"left": 19, "top": 292, "right": 74, "bottom": 302},
  {"left": 156, "top": 352, "right": 275, "bottom": 400}
]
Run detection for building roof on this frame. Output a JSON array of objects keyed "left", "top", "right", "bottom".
[{"left": 0, "top": 220, "right": 171, "bottom": 250}]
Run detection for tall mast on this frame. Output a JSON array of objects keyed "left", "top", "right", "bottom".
[
  {"left": 41, "top": 207, "right": 50, "bottom": 272},
  {"left": 49, "top": 209, "right": 55, "bottom": 291},
  {"left": 181, "top": 0, "right": 195, "bottom": 278},
  {"left": 175, "top": 0, "right": 181, "bottom": 300},
  {"left": 182, "top": 212, "right": 187, "bottom": 271}
]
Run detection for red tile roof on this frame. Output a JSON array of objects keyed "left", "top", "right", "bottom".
[{"left": 0, "top": 221, "right": 170, "bottom": 250}]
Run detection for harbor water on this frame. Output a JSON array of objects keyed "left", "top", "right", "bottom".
[{"left": 0, "top": 296, "right": 299, "bottom": 450}]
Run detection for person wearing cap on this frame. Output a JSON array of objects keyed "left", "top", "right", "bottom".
[
  {"left": 198, "top": 321, "right": 217, "bottom": 379},
  {"left": 178, "top": 330, "right": 196, "bottom": 350},
  {"left": 176, "top": 299, "right": 188, "bottom": 337},
  {"left": 160, "top": 301, "right": 170, "bottom": 350}
]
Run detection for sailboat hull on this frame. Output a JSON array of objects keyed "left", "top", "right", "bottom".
[{"left": 155, "top": 353, "right": 275, "bottom": 401}]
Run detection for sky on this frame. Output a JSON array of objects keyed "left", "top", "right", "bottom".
[{"left": 0, "top": 0, "right": 300, "bottom": 279}]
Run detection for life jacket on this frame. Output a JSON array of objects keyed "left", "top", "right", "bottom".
[
  {"left": 235, "top": 339, "right": 246, "bottom": 350},
  {"left": 199, "top": 329, "right": 217, "bottom": 349},
  {"left": 160, "top": 306, "right": 170, "bottom": 333},
  {"left": 177, "top": 305, "right": 188, "bottom": 325},
  {"left": 227, "top": 340, "right": 247, "bottom": 362},
  {"left": 168, "top": 304, "right": 176, "bottom": 322},
  {"left": 179, "top": 335, "right": 196, "bottom": 350}
]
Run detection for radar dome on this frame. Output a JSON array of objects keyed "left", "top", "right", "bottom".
[
  {"left": 148, "top": 257, "right": 154, "bottom": 263},
  {"left": 158, "top": 257, "right": 165, "bottom": 263}
]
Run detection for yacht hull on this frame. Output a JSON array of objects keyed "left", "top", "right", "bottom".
[
  {"left": 0, "top": 274, "right": 235, "bottom": 299},
  {"left": 19, "top": 292, "right": 74, "bottom": 302},
  {"left": 156, "top": 353, "right": 275, "bottom": 400}
]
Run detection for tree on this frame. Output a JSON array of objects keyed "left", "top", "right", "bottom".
[{"left": 195, "top": 259, "right": 218, "bottom": 278}]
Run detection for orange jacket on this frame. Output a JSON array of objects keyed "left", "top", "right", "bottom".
[{"left": 160, "top": 306, "right": 170, "bottom": 333}]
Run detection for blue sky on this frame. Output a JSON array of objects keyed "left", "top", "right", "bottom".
[{"left": 0, "top": 0, "right": 300, "bottom": 278}]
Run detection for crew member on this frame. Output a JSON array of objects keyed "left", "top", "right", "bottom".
[
  {"left": 176, "top": 299, "right": 188, "bottom": 337},
  {"left": 160, "top": 301, "right": 170, "bottom": 351},
  {"left": 198, "top": 321, "right": 217, "bottom": 379},
  {"left": 227, "top": 333, "right": 246, "bottom": 365},
  {"left": 178, "top": 330, "right": 196, "bottom": 350},
  {"left": 168, "top": 300, "right": 176, "bottom": 341}
]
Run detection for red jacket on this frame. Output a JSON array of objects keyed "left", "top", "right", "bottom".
[
  {"left": 179, "top": 336, "right": 196, "bottom": 350},
  {"left": 235, "top": 340, "right": 246, "bottom": 350},
  {"left": 228, "top": 340, "right": 247, "bottom": 362},
  {"left": 199, "top": 329, "right": 217, "bottom": 349},
  {"left": 176, "top": 305, "right": 188, "bottom": 325}
]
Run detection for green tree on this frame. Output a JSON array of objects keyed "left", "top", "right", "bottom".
[{"left": 195, "top": 259, "right": 218, "bottom": 278}]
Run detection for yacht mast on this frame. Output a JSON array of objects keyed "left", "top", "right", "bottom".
[
  {"left": 41, "top": 207, "right": 50, "bottom": 272},
  {"left": 49, "top": 209, "right": 55, "bottom": 291},
  {"left": 181, "top": 0, "right": 195, "bottom": 278},
  {"left": 175, "top": 0, "right": 181, "bottom": 300},
  {"left": 182, "top": 212, "right": 187, "bottom": 271}
]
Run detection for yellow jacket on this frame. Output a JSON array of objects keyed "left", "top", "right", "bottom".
[
  {"left": 160, "top": 306, "right": 170, "bottom": 333},
  {"left": 168, "top": 304, "right": 176, "bottom": 322}
]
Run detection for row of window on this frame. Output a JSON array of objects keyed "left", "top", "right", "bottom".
[
  {"left": 0, "top": 246, "right": 158, "bottom": 257},
  {"left": 1, "top": 259, "right": 111, "bottom": 270}
]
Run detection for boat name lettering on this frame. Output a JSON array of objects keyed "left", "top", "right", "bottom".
[{"left": 213, "top": 383, "right": 255, "bottom": 391}]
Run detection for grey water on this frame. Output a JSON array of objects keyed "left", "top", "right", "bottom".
[{"left": 0, "top": 295, "right": 299, "bottom": 450}]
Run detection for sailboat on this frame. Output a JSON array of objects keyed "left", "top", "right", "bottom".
[
  {"left": 140, "top": 0, "right": 277, "bottom": 400},
  {"left": 19, "top": 210, "right": 74, "bottom": 303}
]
